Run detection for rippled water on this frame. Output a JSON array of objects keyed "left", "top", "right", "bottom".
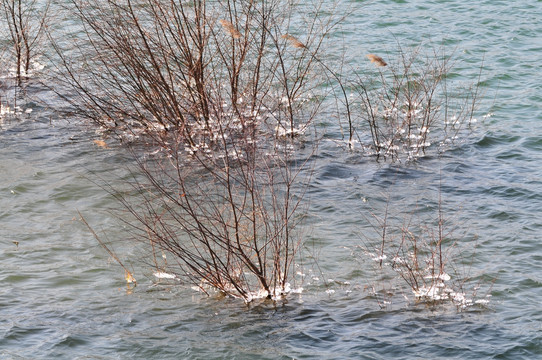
[{"left": 2, "top": 0, "right": 542, "bottom": 358}]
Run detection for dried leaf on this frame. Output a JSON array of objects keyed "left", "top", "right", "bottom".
[
  {"left": 125, "top": 269, "right": 136, "bottom": 284},
  {"left": 366, "top": 54, "right": 387, "bottom": 67},
  {"left": 219, "top": 19, "right": 242, "bottom": 39},
  {"left": 93, "top": 139, "right": 109, "bottom": 149},
  {"left": 282, "top": 34, "right": 305, "bottom": 49}
]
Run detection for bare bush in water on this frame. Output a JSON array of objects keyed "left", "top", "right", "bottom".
[
  {"left": 0, "top": 0, "right": 49, "bottom": 83},
  {"left": 347, "top": 45, "right": 484, "bottom": 162},
  {"left": 53, "top": 0, "right": 338, "bottom": 145},
  {"left": 60, "top": 0, "right": 338, "bottom": 301},
  {"left": 111, "top": 133, "right": 312, "bottom": 301},
  {"left": 359, "top": 189, "right": 491, "bottom": 310}
]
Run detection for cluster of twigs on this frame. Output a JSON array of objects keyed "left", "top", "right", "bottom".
[
  {"left": 361, "top": 190, "right": 490, "bottom": 309},
  {"left": 53, "top": 0, "right": 337, "bottom": 148},
  {"left": 0, "top": 0, "right": 490, "bottom": 306},
  {"left": 109, "top": 137, "right": 311, "bottom": 301},
  {"left": 0, "top": 0, "right": 49, "bottom": 124},
  {"left": 0, "top": 0, "right": 49, "bottom": 83},
  {"left": 56, "top": 0, "right": 335, "bottom": 302},
  {"left": 347, "top": 45, "right": 483, "bottom": 161}
]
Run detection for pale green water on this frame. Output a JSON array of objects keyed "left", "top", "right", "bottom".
[{"left": 1, "top": 0, "right": 542, "bottom": 358}]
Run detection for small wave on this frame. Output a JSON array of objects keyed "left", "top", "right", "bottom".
[
  {"left": 495, "top": 149, "right": 528, "bottom": 160},
  {"left": 317, "top": 163, "right": 353, "bottom": 181},
  {"left": 52, "top": 334, "right": 89, "bottom": 348},
  {"left": 522, "top": 136, "right": 542, "bottom": 151},
  {"left": 485, "top": 185, "right": 542, "bottom": 201},
  {"left": 475, "top": 132, "right": 521, "bottom": 148}
]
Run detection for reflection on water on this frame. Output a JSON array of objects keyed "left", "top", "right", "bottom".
[{"left": 2, "top": 0, "right": 542, "bottom": 358}]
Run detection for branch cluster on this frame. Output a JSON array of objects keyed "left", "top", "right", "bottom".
[
  {"left": 0, "top": 0, "right": 490, "bottom": 306},
  {"left": 60, "top": 0, "right": 331, "bottom": 302},
  {"left": 349, "top": 46, "right": 484, "bottom": 161},
  {"left": 362, "top": 196, "right": 490, "bottom": 309}
]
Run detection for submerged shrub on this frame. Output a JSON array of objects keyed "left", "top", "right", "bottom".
[
  {"left": 348, "top": 45, "right": 485, "bottom": 162},
  {"left": 62, "top": 0, "right": 338, "bottom": 301},
  {"left": 359, "top": 190, "right": 491, "bottom": 310},
  {"left": 53, "top": 0, "right": 337, "bottom": 148},
  {"left": 0, "top": 0, "right": 49, "bottom": 83},
  {"left": 111, "top": 134, "right": 311, "bottom": 302}
]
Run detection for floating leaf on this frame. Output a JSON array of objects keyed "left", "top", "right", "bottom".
[
  {"left": 125, "top": 269, "right": 136, "bottom": 284},
  {"left": 93, "top": 139, "right": 109, "bottom": 149}
]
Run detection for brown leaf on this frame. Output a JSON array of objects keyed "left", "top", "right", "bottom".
[
  {"left": 219, "top": 19, "right": 242, "bottom": 39},
  {"left": 281, "top": 34, "right": 305, "bottom": 49},
  {"left": 366, "top": 54, "right": 387, "bottom": 67},
  {"left": 125, "top": 269, "right": 136, "bottom": 284},
  {"left": 93, "top": 139, "right": 109, "bottom": 149}
]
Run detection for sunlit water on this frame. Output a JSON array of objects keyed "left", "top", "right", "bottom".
[{"left": 1, "top": 0, "right": 542, "bottom": 358}]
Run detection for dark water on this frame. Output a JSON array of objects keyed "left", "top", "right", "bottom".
[{"left": 1, "top": 0, "right": 542, "bottom": 358}]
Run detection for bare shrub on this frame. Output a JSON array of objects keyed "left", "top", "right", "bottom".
[
  {"left": 359, "top": 189, "right": 491, "bottom": 310},
  {"left": 348, "top": 45, "right": 484, "bottom": 162},
  {"left": 59, "top": 0, "right": 338, "bottom": 301},
  {"left": 0, "top": 0, "right": 49, "bottom": 83},
  {"left": 107, "top": 133, "right": 312, "bottom": 302},
  {"left": 52, "top": 0, "right": 338, "bottom": 146}
]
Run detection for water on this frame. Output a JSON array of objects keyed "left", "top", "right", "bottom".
[{"left": 1, "top": 0, "right": 542, "bottom": 358}]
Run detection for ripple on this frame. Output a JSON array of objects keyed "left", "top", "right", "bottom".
[
  {"left": 475, "top": 132, "right": 522, "bottom": 148},
  {"left": 522, "top": 136, "right": 542, "bottom": 152}
]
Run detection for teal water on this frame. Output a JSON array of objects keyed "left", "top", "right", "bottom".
[{"left": 1, "top": 0, "right": 542, "bottom": 358}]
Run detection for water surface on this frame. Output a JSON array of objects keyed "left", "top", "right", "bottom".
[{"left": 1, "top": 0, "right": 542, "bottom": 358}]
